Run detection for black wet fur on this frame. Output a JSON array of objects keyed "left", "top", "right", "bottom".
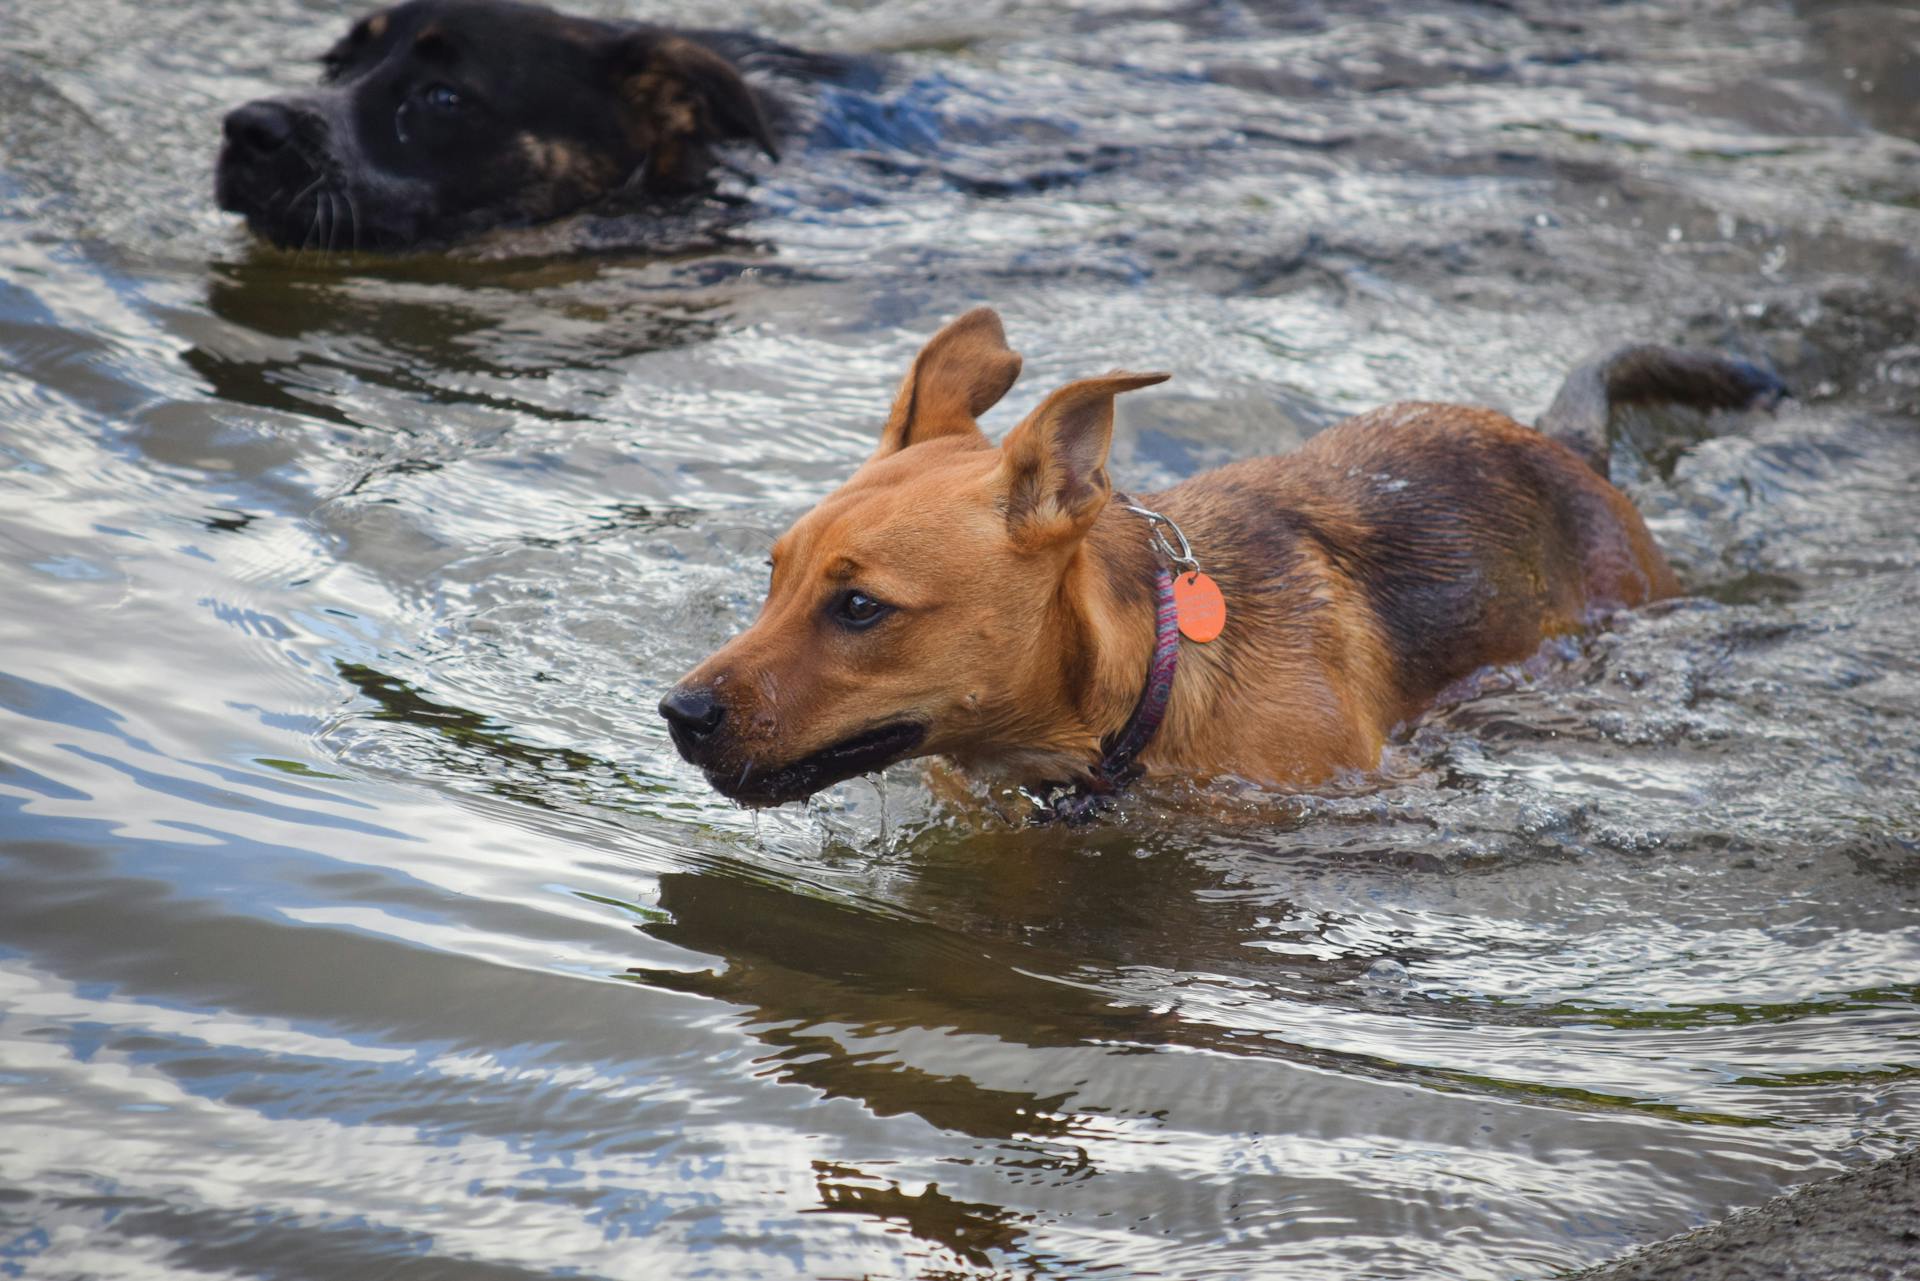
[{"left": 1537, "top": 345, "right": 1790, "bottom": 476}]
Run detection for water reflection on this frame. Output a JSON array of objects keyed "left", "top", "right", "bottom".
[
  {"left": 181, "top": 258, "right": 732, "bottom": 428},
  {"left": 813, "top": 1161, "right": 1032, "bottom": 1272},
  {"left": 2, "top": 0, "right": 1919, "bottom": 1276}
]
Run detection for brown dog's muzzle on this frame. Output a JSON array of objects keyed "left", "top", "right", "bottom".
[
  {"left": 658, "top": 685, "right": 726, "bottom": 756},
  {"left": 657, "top": 680, "right": 926, "bottom": 806}
]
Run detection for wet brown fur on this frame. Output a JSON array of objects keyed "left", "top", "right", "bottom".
[{"left": 666, "top": 308, "right": 1681, "bottom": 803}]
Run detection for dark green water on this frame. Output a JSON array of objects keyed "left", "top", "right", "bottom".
[{"left": 2, "top": 1, "right": 1917, "bottom": 1277}]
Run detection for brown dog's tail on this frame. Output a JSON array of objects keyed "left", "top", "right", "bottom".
[{"left": 1537, "top": 345, "right": 1788, "bottom": 475}]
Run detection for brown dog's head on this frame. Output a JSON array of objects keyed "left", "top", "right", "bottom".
[
  {"left": 216, "top": 0, "right": 777, "bottom": 251},
  {"left": 660, "top": 308, "right": 1168, "bottom": 805}
]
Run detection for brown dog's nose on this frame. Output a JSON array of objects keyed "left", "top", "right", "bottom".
[
  {"left": 659, "top": 686, "right": 725, "bottom": 750},
  {"left": 223, "top": 101, "right": 296, "bottom": 156}
]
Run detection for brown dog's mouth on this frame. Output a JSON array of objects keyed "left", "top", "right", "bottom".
[{"left": 708, "top": 719, "right": 928, "bottom": 806}]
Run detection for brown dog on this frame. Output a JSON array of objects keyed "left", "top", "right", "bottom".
[{"left": 660, "top": 308, "right": 1782, "bottom": 814}]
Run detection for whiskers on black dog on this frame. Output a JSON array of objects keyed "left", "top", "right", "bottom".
[{"left": 249, "top": 155, "right": 365, "bottom": 257}]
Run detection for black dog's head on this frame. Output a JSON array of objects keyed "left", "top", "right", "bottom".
[{"left": 216, "top": 0, "right": 778, "bottom": 252}]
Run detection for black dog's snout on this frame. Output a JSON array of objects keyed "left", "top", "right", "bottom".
[
  {"left": 659, "top": 687, "right": 725, "bottom": 745},
  {"left": 224, "top": 101, "right": 297, "bottom": 155}
]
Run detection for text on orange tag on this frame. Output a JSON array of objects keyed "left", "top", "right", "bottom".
[{"left": 1173, "top": 571, "right": 1226, "bottom": 642}]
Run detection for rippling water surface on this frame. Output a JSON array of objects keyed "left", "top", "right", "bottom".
[{"left": 3, "top": 0, "right": 1918, "bottom": 1276}]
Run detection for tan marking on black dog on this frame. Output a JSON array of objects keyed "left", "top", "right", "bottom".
[
  {"left": 514, "top": 132, "right": 614, "bottom": 185},
  {"left": 619, "top": 36, "right": 777, "bottom": 190}
]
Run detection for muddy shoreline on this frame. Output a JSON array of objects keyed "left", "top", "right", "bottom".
[{"left": 1577, "top": 1147, "right": 1920, "bottom": 1280}]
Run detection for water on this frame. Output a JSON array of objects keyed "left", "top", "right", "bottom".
[{"left": 3, "top": 0, "right": 1918, "bottom": 1276}]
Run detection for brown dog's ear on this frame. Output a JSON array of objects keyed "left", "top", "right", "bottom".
[
  {"left": 873, "top": 307, "right": 1024, "bottom": 458},
  {"left": 997, "top": 370, "right": 1170, "bottom": 546},
  {"left": 610, "top": 30, "right": 778, "bottom": 184}
]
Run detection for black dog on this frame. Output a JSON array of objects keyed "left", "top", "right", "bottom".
[{"left": 216, "top": 0, "right": 820, "bottom": 252}]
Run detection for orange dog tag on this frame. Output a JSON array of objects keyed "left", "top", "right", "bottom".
[{"left": 1173, "top": 571, "right": 1226, "bottom": 642}]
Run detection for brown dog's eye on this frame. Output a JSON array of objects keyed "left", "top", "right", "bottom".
[{"left": 832, "top": 590, "right": 891, "bottom": 630}]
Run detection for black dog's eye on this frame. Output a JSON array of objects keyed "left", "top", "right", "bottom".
[
  {"left": 421, "top": 84, "right": 467, "bottom": 112},
  {"left": 832, "top": 590, "right": 891, "bottom": 630}
]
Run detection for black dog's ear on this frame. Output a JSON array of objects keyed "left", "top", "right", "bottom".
[{"left": 607, "top": 30, "right": 779, "bottom": 165}]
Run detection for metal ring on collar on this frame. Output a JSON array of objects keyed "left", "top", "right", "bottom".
[{"left": 1118, "top": 500, "right": 1201, "bottom": 572}]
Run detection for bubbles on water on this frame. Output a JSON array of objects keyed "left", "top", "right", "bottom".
[{"left": 1361, "top": 958, "right": 1411, "bottom": 994}]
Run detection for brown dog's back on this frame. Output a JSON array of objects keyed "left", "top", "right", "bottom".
[{"left": 1136, "top": 404, "right": 1679, "bottom": 778}]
